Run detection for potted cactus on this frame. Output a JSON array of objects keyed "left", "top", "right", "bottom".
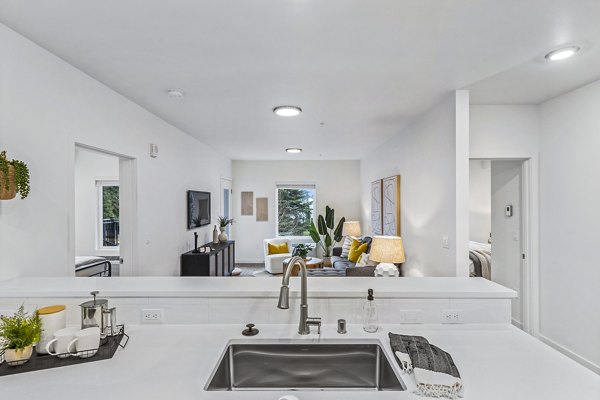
[
  {"left": 0, "top": 151, "right": 30, "bottom": 200},
  {"left": 0, "top": 305, "right": 41, "bottom": 366}
]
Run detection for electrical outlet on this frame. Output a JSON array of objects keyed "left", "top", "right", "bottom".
[
  {"left": 142, "top": 309, "right": 163, "bottom": 323},
  {"left": 441, "top": 309, "right": 463, "bottom": 324}
]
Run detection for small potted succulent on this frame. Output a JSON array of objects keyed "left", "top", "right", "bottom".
[
  {"left": 217, "top": 216, "right": 234, "bottom": 242},
  {"left": 0, "top": 151, "right": 30, "bottom": 200},
  {"left": 0, "top": 305, "right": 41, "bottom": 366},
  {"left": 293, "top": 243, "right": 313, "bottom": 260}
]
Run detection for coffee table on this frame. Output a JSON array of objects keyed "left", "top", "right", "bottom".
[{"left": 282, "top": 257, "right": 323, "bottom": 276}]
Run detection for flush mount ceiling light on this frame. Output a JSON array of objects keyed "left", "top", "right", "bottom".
[
  {"left": 286, "top": 147, "right": 302, "bottom": 154},
  {"left": 167, "top": 89, "right": 184, "bottom": 99},
  {"left": 273, "top": 105, "right": 302, "bottom": 117},
  {"left": 545, "top": 46, "right": 580, "bottom": 61}
]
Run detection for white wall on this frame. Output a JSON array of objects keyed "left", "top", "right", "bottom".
[
  {"left": 360, "top": 94, "right": 459, "bottom": 277},
  {"left": 74, "top": 147, "right": 120, "bottom": 257},
  {"left": 539, "top": 80, "right": 600, "bottom": 371},
  {"left": 491, "top": 160, "right": 522, "bottom": 327},
  {"left": 470, "top": 104, "right": 540, "bottom": 332},
  {"left": 232, "top": 160, "right": 361, "bottom": 263},
  {"left": 0, "top": 24, "right": 231, "bottom": 279},
  {"left": 469, "top": 160, "right": 491, "bottom": 243},
  {"left": 470, "top": 105, "right": 539, "bottom": 159}
]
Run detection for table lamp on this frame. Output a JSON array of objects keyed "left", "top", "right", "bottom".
[
  {"left": 342, "top": 221, "right": 362, "bottom": 238},
  {"left": 369, "top": 236, "right": 405, "bottom": 275}
]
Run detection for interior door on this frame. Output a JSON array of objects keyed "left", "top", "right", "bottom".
[
  {"left": 118, "top": 156, "right": 138, "bottom": 276},
  {"left": 491, "top": 160, "right": 524, "bottom": 328}
]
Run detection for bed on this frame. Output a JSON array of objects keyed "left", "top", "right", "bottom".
[
  {"left": 469, "top": 241, "right": 491, "bottom": 280},
  {"left": 75, "top": 256, "right": 112, "bottom": 277}
]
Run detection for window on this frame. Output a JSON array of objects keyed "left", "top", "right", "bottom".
[
  {"left": 276, "top": 184, "right": 316, "bottom": 237},
  {"left": 97, "top": 180, "right": 120, "bottom": 249}
]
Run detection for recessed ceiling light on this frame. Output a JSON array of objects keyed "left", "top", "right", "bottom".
[
  {"left": 167, "top": 89, "right": 184, "bottom": 99},
  {"left": 545, "top": 46, "right": 580, "bottom": 61},
  {"left": 273, "top": 105, "right": 302, "bottom": 117},
  {"left": 286, "top": 147, "right": 302, "bottom": 153}
]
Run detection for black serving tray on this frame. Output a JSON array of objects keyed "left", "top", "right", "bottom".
[{"left": 0, "top": 325, "right": 128, "bottom": 376}]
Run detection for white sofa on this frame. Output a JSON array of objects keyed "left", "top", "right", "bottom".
[{"left": 263, "top": 238, "right": 292, "bottom": 274}]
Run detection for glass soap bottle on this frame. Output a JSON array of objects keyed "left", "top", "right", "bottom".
[{"left": 362, "top": 288, "right": 379, "bottom": 333}]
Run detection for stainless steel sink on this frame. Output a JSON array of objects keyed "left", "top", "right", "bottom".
[{"left": 205, "top": 340, "right": 405, "bottom": 391}]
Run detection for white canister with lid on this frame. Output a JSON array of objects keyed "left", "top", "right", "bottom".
[{"left": 36, "top": 305, "right": 67, "bottom": 354}]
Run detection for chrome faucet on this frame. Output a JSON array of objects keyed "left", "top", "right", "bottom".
[{"left": 277, "top": 256, "right": 322, "bottom": 335}]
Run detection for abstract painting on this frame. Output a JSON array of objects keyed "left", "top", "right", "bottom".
[
  {"left": 256, "top": 197, "right": 268, "bottom": 221},
  {"left": 241, "top": 191, "right": 253, "bottom": 215},
  {"left": 371, "top": 179, "right": 383, "bottom": 235},
  {"left": 382, "top": 175, "right": 401, "bottom": 236}
]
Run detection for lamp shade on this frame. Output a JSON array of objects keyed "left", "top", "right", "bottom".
[
  {"left": 369, "top": 236, "right": 405, "bottom": 264},
  {"left": 342, "top": 221, "right": 362, "bottom": 237}
]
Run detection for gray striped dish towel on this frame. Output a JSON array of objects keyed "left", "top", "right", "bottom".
[{"left": 389, "top": 333, "right": 463, "bottom": 399}]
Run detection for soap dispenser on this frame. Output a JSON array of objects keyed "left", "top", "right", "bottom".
[{"left": 362, "top": 289, "right": 379, "bottom": 333}]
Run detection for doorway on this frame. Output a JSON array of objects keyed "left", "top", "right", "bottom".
[
  {"left": 221, "top": 178, "right": 232, "bottom": 238},
  {"left": 71, "top": 144, "right": 137, "bottom": 277},
  {"left": 469, "top": 159, "right": 529, "bottom": 329}
]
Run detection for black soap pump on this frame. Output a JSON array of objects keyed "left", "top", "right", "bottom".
[{"left": 362, "top": 289, "right": 379, "bottom": 333}]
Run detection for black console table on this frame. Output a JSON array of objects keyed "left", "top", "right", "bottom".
[{"left": 180, "top": 241, "right": 235, "bottom": 276}]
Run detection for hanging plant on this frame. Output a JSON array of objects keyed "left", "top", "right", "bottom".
[{"left": 0, "top": 150, "right": 30, "bottom": 200}]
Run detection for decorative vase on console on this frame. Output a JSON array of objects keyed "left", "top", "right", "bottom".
[
  {"left": 212, "top": 225, "right": 219, "bottom": 245},
  {"left": 216, "top": 216, "right": 234, "bottom": 243},
  {"left": 218, "top": 226, "right": 228, "bottom": 242}
]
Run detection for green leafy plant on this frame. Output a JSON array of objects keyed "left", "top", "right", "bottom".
[
  {"left": 292, "top": 243, "right": 313, "bottom": 259},
  {"left": 308, "top": 205, "right": 345, "bottom": 257},
  {"left": 0, "top": 305, "right": 41, "bottom": 350},
  {"left": 217, "top": 216, "right": 234, "bottom": 228},
  {"left": 0, "top": 150, "right": 30, "bottom": 199}
]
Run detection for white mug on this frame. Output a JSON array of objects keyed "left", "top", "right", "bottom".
[
  {"left": 68, "top": 327, "right": 101, "bottom": 358},
  {"left": 46, "top": 326, "right": 79, "bottom": 358}
]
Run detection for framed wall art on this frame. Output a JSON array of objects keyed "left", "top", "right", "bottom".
[
  {"left": 241, "top": 191, "right": 253, "bottom": 215},
  {"left": 371, "top": 179, "right": 383, "bottom": 235},
  {"left": 382, "top": 175, "right": 401, "bottom": 236},
  {"left": 256, "top": 197, "right": 268, "bottom": 221}
]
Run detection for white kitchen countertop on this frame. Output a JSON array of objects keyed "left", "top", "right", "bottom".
[
  {"left": 1, "top": 323, "right": 598, "bottom": 400},
  {"left": 0, "top": 277, "right": 516, "bottom": 299}
]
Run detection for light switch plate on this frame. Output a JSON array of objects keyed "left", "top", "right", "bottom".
[
  {"left": 403, "top": 309, "right": 423, "bottom": 323},
  {"left": 442, "top": 236, "right": 450, "bottom": 249}
]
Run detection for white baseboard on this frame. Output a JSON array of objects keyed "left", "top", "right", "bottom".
[
  {"left": 511, "top": 318, "right": 523, "bottom": 329},
  {"left": 539, "top": 334, "right": 600, "bottom": 375}
]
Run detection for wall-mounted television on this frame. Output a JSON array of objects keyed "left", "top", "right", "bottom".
[{"left": 187, "top": 190, "right": 211, "bottom": 229}]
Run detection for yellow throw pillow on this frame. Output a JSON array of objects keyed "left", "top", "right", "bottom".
[
  {"left": 268, "top": 242, "right": 289, "bottom": 255},
  {"left": 348, "top": 239, "right": 368, "bottom": 263}
]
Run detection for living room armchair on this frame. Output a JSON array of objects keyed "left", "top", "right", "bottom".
[{"left": 263, "top": 238, "right": 292, "bottom": 274}]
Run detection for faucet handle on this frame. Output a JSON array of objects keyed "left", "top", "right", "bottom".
[{"left": 306, "top": 317, "right": 322, "bottom": 334}]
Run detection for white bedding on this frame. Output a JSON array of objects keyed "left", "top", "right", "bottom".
[{"left": 469, "top": 241, "right": 492, "bottom": 279}]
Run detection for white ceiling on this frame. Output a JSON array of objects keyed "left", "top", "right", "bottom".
[
  {"left": 467, "top": 41, "right": 600, "bottom": 104},
  {"left": 1, "top": 1, "right": 599, "bottom": 159}
]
